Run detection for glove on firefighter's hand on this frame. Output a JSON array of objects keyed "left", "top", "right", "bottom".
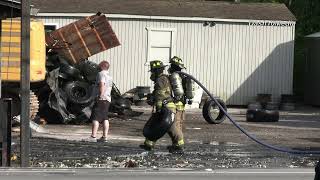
[{"left": 147, "top": 93, "right": 155, "bottom": 106}]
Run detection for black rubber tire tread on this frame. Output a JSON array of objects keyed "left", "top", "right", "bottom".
[
  {"left": 136, "top": 86, "right": 151, "bottom": 94},
  {"left": 246, "top": 109, "right": 279, "bottom": 122},
  {"left": 63, "top": 81, "right": 94, "bottom": 105},
  {"left": 59, "top": 63, "right": 81, "bottom": 79},
  {"left": 280, "top": 94, "right": 296, "bottom": 103},
  {"left": 247, "top": 102, "right": 262, "bottom": 110},
  {"left": 202, "top": 99, "right": 227, "bottom": 124},
  {"left": 143, "top": 107, "right": 174, "bottom": 141},
  {"left": 76, "top": 61, "right": 100, "bottom": 83}
]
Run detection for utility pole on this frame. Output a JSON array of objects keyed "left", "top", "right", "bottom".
[{"left": 20, "top": 0, "right": 31, "bottom": 167}]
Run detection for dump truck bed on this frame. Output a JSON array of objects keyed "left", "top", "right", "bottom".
[{"left": 46, "top": 14, "right": 120, "bottom": 64}]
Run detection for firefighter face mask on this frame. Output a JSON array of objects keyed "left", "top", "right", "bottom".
[
  {"left": 150, "top": 68, "right": 164, "bottom": 81},
  {"left": 150, "top": 73, "right": 157, "bottom": 81}
]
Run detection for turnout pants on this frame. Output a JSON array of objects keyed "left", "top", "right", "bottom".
[
  {"left": 144, "top": 110, "right": 185, "bottom": 148},
  {"left": 168, "top": 110, "right": 185, "bottom": 146}
]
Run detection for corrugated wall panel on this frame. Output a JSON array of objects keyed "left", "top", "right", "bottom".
[{"left": 38, "top": 16, "right": 295, "bottom": 105}]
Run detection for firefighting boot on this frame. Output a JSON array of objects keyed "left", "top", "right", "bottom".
[
  {"left": 139, "top": 139, "right": 155, "bottom": 151},
  {"left": 167, "top": 145, "right": 184, "bottom": 154}
]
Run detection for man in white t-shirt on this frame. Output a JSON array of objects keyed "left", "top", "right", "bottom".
[{"left": 88, "top": 60, "right": 112, "bottom": 142}]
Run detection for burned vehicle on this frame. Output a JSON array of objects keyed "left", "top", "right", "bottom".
[
  {"left": 38, "top": 56, "right": 143, "bottom": 124},
  {"left": 36, "top": 13, "right": 142, "bottom": 124}
]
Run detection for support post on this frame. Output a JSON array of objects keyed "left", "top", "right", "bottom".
[{"left": 20, "top": 0, "right": 31, "bottom": 167}]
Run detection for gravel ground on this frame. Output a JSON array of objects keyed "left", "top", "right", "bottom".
[{"left": 10, "top": 106, "right": 320, "bottom": 169}]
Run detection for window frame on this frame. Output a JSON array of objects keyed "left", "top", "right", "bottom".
[
  {"left": 44, "top": 23, "right": 59, "bottom": 32},
  {"left": 146, "top": 27, "right": 177, "bottom": 62}
]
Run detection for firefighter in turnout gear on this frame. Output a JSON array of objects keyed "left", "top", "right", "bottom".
[
  {"left": 166, "top": 56, "right": 191, "bottom": 153},
  {"left": 140, "top": 60, "right": 184, "bottom": 153}
]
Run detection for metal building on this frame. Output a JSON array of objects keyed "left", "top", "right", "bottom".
[{"left": 31, "top": 0, "right": 296, "bottom": 105}]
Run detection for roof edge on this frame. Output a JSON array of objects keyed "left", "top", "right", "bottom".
[{"left": 37, "top": 13, "right": 297, "bottom": 23}]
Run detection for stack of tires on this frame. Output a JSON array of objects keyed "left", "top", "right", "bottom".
[
  {"left": 134, "top": 86, "right": 150, "bottom": 106},
  {"left": 246, "top": 94, "right": 279, "bottom": 122},
  {"left": 39, "top": 53, "right": 140, "bottom": 124},
  {"left": 279, "top": 94, "right": 296, "bottom": 111}
]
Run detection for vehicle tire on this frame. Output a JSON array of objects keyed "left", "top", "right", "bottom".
[
  {"left": 76, "top": 61, "right": 100, "bottom": 83},
  {"left": 256, "top": 93, "right": 271, "bottom": 108},
  {"left": 143, "top": 107, "right": 174, "bottom": 141},
  {"left": 59, "top": 63, "right": 82, "bottom": 80},
  {"left": 281, "top": 94, "right": 296, "bottom": 103},
  {"left": 63, "top": 81, "right": 94, "bottom": 105},
  {"left": 136, "top": 86, "right": 150, "bottom": 98},
  {"left": 265, "top": 102, "right": 279, "bottom": 110},
  {"left": 202, "top": 98, "right": 227, "bottom": 124},
  {"left": 246, "top": 109, "right": 279, "bottom": 122},
  {"left": 247, "top": 102, "right": 262, "bottom": 110},
  {"left": 114, "top": 98, "right": 132, "bottom": 109},
  {"left": 264, "top": 110, "right": 279, "bottom": 122},
  {"left": 136, "top": 86, "right": 150, "bottom": 94}
]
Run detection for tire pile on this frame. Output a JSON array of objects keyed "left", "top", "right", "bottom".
[
  {"left": 246, "top": 94, "right": 297, "bottom": 123},
  {"left": 37, "top": 52, "right": 142, "bottom": 124},
  {"left": 246, "top": 94, "right": 279, "bottom": 122}
]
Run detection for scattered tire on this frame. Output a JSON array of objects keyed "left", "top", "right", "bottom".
[
  {"left": 202, "top": 98, "right": 227, "bottom": 124},
  {"left": 246, "top": 109, "right": 279, "bottom": 122},
  {"left": 63, "top": 81, "right": 94, "bottom": 105},
  {"left": 143, "top": 107, "right": 174, "bottom": 141},
  {"left": 136, "top": 86, "right": 150, "bottom": 98},
  {"left": 247, "top": 102, "right": 262, "bottom": 110},
  {"left": 256, "top": 94, "right": 271, "bottom": 108},
  {"left": 265, "top": 102, "right": 279, "bottom": 110},
  {"left": 110, "top": 98, "right": 132, "bottom": 114}
]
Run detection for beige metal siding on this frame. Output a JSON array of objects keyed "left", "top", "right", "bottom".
[{"left": 39, "top": 16, "right": 295, "bottom": 105}]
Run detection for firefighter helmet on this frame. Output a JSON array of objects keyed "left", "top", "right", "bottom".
[
  {"left": 169, "top": 56, "right": 186, "bottom": 69},
  {"left": 149, "top": 60, "right": 166, "bottom": 71}
]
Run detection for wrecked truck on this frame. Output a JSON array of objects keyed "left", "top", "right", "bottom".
[
  {"left": 38, "top": 56, "right": 143, "bottom": 124},
  {"left": 1, "top": 13, "right": 142, "bottom": 124},
  {"left": 40, "top": 13, "right": 143, "bottom": 124}
]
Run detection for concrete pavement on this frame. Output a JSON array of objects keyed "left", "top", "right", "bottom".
[{"left": 0, "top": 168, "right": 315, "bottom": 180}]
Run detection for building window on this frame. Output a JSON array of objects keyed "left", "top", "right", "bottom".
[
  {"left": 44, "top": 24, "right": 58, "bottom": 33},
  {"left": 146, "top": 28, "right": 176, "bottom": 62}
]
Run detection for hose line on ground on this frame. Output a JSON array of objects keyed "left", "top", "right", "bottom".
[{"left": 178, "top": 71, "right": 320, "bottom": 155}]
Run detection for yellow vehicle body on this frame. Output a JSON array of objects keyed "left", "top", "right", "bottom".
[{"left": 0, "top": 18, "right": 46, "bottom": 82}]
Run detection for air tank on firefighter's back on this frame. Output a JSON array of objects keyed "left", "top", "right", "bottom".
[
  {"left": 184, "top": 77, "right": 195, "bottom": 100},
  {"left": 169, "top": 72, "right": 184, "bottom": 100}
]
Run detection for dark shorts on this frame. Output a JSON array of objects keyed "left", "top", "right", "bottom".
[{"left": 90, "top": 100, "right": 110, "bottom": 122}]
